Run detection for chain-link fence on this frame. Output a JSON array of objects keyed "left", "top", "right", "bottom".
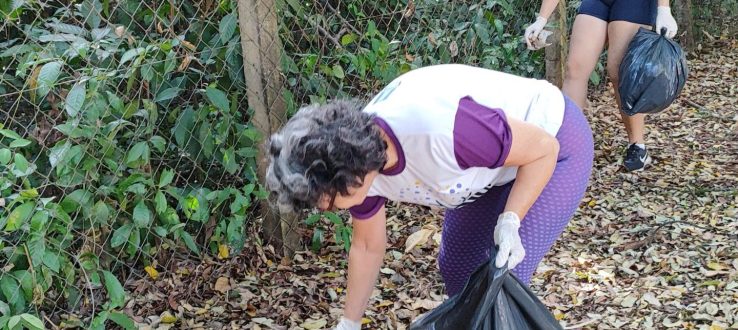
[
  {"left": 1, "top": 0, "right": 259, "bottom": 327},
  {"left": 1, "top": 0, "right": 734, "bottom": 328}
]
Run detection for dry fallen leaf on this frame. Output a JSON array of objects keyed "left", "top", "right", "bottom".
[
  {"left": 144, "top": 266, "right": 159, "bottom": 280},
  {"left": 160, "top": 311, "right": 177, "bottom": 324},
  {"left": 409, "top": 299, "right": 442, "bottom": 311},
  {"left": 214, "top": 277, "right": 230, "bottom": 293},
  {"left": 405, "top": 228, "right": 434, "bottom": 253},
  {"left": 300, "top": 318, "right": 327, "bottom": 329},
  {"left": 218, "top": 244, "right": 229, "bottom": 259}
]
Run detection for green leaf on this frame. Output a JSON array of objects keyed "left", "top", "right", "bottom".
[
  {"left": 226, "top": 216, "right": 244, "bottom": 245},
  {"left": 12, "top": 153, "right": 33, "bottom": 176},
  {"left": 159, "top": 169, "right": 174, "bottom": 187},
  {"left": 150, "top": 135, "right": 166, "bottom": 152},
  {"left": 103, "top": 271, "right": 126, "bottom": 308},
  {"left": 185, "top": 195, "right": 199, "bottom": 213},
  {"left": 154, "top": 191, "right": 167, "bottom": 215},
  {"left": 20, "top": 188, "right": 39, "bottom": 199},
  {"left": 80, "top": 0, "right": 103, "bottom": 28},
  {"left": 589, "top": 70, "right": 601, "bottom": 86},
  {"left": 0, "top": 44, "right": 34, "bottom": 57},
  {"left": 0, "top": 276, "right": 24, "bottom": 313},
  {"left": 132, "top": 201, "right": 152, "bottom": 228},
  {"left": 9, "top": 138, "right": 31, "bottom": 148},
  {"left": 125, "top": 142, "right": 149, "bottom": 167},
  {"left": 89, "top": 311, "right": 108, "bottom": 330},
  {"left": 341, "top": 228, "right": 351, "bottom": 251},
  {"left": 65, "top": 82, "right": 86, "bottom": 117},
  {"left": 29, "top": 210, "right": 47, "bottom": 232},
  {"left": 164, "top": 50, "right": 177, "bottom": 74},
  {"left": 7, "top": 315, "right": 21, "bottom": 330},
  {"left": 122, "top": 99, "right": 139, "bottom": 119},
  {"left": 20, "top": 314, "right": 44, "bottom": 330},
  {"left": 223, "top": 147, "right": 238, "bottom": 174},
  {"left": 0, "top": 300, "right": 9, "bottom": 315},
  {"left": 61, "top": 189, "right": 93, "bottom": 213},
  {"left": 341, "top": 33, "right": 358, "bottom": 46},
  {"left": 206, "top": 86, "right": 230, "bottom": 113},
  {"left": 324, "top": 212, "right": 343, "bottom": 226},
  {"left": 36, "top": 61, "right": 63, "bottom": 101},
  {"left": 43, "top": 251, "right": 60, "bottom": 273},
  {"left": 92, "top": 200, "right": 110, "bottom": 224},
  {"left": 153, "top": 226, "right": 168, "bottom": 237},
  {"left": 38, "top": 33, "right": 87, "bottom": 43},
  {"left": 154, "top": 87, "right": 180, "bottom": 103},
  {"left": 0, "top": 148, "right": 11, "bottom": 165},
  {"left": 111, "top": 224, "right": 133, "bottom": 248},
  {"left": 91, "top": 27, "right": 111, "bottom": 41},
  {"left": 174, "top": 108, "right": 195, "bottom": 147},
  {"left": 305, "top": 213, "right": 321, "bottom": 226},
  {"left": 0, "top": 128, "right": 22, "bottom": 139},
  {"left": 48, "top": 141, "right": 71, "bottom": 168},
  {"left": 4, "top": 202, "right": 34, "bottom": 232},
  {"left": 28, "top": 233, "right": 45, "bottom": 267},
  {"left": 179, "top": 231, "right": 200, "bottom": 255},
  {"left": 332, "top": 64, "right": 345, "bottom": 79},
  {"left": 219, "top": 13, "right": 237, "bottom": 44},
  {"left": 109, "top": 312, "right": 136, "bottom": 330},
  {"left": 311, "top": 227, "right": 324, "bottom": 252},
  {"left": 120, "top": 47, "right": 145, "bottom": 65}
]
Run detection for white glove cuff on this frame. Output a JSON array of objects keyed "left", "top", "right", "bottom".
[
  {"left": 657, "top": 6, "right": 671, "bottom": 14},
  {"left": 339, "top": 317, "right": 362, "bottom": 330},
  {"left": 536, "top": 15, "right": 548, "bottom": 24},
  {"left": 498, "top": 211, "right": 521, "bottom": 228}
]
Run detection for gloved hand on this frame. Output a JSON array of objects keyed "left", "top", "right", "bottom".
[
  {"left": 494, "top": 211, "right": 525, "bottom": 269},
  {"left": 335, "top": 317, "right": 361, "bottom": 330},
  {"left": 524, "top": 16, "right": 548, "bottom": 50},
  {"left": 655, "top": 6, "right": 678, "bottom": 39}
]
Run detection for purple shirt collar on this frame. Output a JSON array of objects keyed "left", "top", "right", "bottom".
[{"left": 373, "top": 117, "right": 405, "bottom": 176}]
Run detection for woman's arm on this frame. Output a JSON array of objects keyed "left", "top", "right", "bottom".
[
  {"left": 342, "top": 206, "right": 387, "bottom": 322},
  {"left": 536, "top": 0, "right": 560, "bottom": 20},
  {"left": 502, "top": 118, "right": 559, "bottom": 219}
]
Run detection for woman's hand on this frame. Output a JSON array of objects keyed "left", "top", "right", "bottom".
[
  {"left": 656, "top": 6, "right": 678, "bottom": 38},
  {"left": 524, "top": 16, "right": 548, "bottom": 50},
  {"left": 493, "top": 212, "right": 525, "bottom": 269}
]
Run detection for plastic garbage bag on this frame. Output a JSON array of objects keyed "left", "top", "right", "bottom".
[
  {"left": 409, "top": 248, "right": 562, "bottom": 330},
  {"left": 618, "top": 28, "right": 688, "bottom": 116}
]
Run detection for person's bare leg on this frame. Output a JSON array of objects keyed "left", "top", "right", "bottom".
[
  {"left": 606, "top": 21, "right": 651, "bottom": 144},
  {"left": 562, "top": 15, "right": 608, "bottom": 109}
]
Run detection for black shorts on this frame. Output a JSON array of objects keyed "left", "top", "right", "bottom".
[{"left": 578, "top": 0, "right": 655, "bottom": 26}]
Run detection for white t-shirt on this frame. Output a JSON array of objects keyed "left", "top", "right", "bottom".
[{"left": 349, "top": 64, "right": 565, "bottom": 219}]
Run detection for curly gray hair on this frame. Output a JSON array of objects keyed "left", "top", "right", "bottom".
[{"left": 266, "top": 99, "right": 387, "bottom": 213}]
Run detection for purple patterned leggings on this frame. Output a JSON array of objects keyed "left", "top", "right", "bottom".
[{"left": 439, "top": 96, "right": 594, "bottom": 296}]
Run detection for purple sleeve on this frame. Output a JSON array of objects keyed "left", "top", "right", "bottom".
[
  {"left": 453, "top": 96, "right": 513, "bottom": 169},
  {"left": 349, "top": 196, "right": 386, "bottom": 220}
]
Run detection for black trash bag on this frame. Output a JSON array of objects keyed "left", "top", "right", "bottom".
[
  {"left": 409, "top": 249, "right": 562, "bottom": 330},
  {"left": 618, "top": 28, "right": 688, "bottom": 116}
]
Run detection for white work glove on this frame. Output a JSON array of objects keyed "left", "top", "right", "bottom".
[
  {"left": 655, "top": 6, "right": 678, "bottom": 39},
  {"left": 335, "top": 317, "right": 361, "bottom": 330},
  {"left": 494, "top": 211, "right": 525, "bottom": 269},
  {"left": 524, "top": 16, "right": 548, "bottom": 50}
]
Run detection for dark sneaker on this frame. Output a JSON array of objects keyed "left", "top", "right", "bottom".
[{"left": 623, "top": 144, "right": 652, "bottom": 172}]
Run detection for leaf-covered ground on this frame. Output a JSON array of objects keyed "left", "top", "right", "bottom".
[{"left": 120, "top": 40, "right": 737, "bottom": 330}]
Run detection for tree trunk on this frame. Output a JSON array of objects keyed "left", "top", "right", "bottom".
[
  {"left": 237, "top": 0, "right": 301, "bottom": 257},
  {"left": 545, "top": 0, "right": 567, "bottom": 88},
  {"left": 674, "top": 0, "right": 695, "bottom": 50}
]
